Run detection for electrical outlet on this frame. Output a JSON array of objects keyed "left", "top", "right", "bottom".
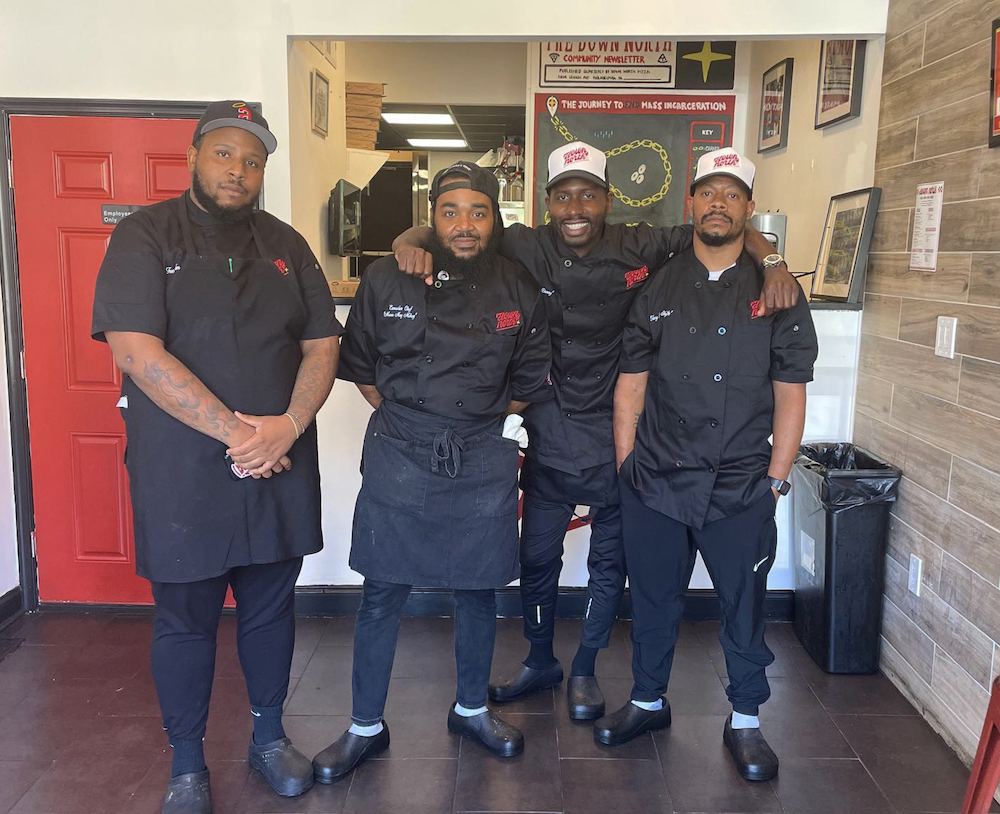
[
  {"left": 935, "top": 316, "right": 957, "bottom": 359},
  {"left": 908, "top": 554, "right": 923, "bottom": 596}
]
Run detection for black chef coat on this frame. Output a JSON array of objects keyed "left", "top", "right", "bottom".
[
  {"left": 91, "top": 193, "right": 343, "bottom": 582},
  {"left": 499, "top": 222, "right": 692, "bottom": 476},
  {"left": 337, "top": 255, "right": 553, "bottom": 418},
  {"left": 337, "top": 254, "right": 553, "bottom": 589},
  {"left": 619, "top": 249, "right": 817, "bottom": 529}
]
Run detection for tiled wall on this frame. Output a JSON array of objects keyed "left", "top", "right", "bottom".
[{"left": 858, "top": 0, "right": 1000, "bottom": 763}]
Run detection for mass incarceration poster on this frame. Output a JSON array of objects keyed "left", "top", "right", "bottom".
[{"left": 533, "top": 93, "right": 736, "bottom": 227}]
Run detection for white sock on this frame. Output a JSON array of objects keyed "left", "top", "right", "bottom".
[
  {"left": 348, "top": 721, "right": 384, "bottom": 737},
  {"left": 631, "top": 698, "right": 664, "bottom": 711},
  {"left": 732, "top": 711, "right": 759, "bottom": 729},
  {"left": 453, "top": 703, "right": 488, "bottom": 717}
]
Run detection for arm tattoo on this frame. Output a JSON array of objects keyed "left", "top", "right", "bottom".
[
  {"left": 140, "top": 358, "right": 241, "bottom": 441},
  {"left": 632, "top": 411, "right": 641, "bottom": 430},
  {"left": 288, "top": 342, "right": 337, "bottom": 427}
]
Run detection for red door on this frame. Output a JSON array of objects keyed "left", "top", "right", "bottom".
[{"left": 11, "top": 115, "right": 194, "bottom": 603}]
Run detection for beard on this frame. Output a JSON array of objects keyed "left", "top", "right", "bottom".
[
  {"left": 428, "top": 225, "right": 502, "bottom": 284},
  {"left": 191, "top": 169, "right": 258, "bottom": 225},
  {"left": 694, "top": 212, "right": 746, "bottom": 247}
]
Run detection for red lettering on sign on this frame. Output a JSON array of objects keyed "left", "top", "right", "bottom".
[
  {"left": 624, "top": 265, "right": 649, "bottom": 289},
  {"left": 496, "top": 310, "right": 522, "bottom": 331}
]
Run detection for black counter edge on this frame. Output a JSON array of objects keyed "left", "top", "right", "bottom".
[{"left": 0, "top": 586, "right": 23, "bottom": 632}]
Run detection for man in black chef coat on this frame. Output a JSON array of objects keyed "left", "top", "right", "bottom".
[
  {"left": 602, "top": 148, "right": 817, "bottom": 782},
  {"left": 92, "top": 101, "right": 341, "bottom": 814},
  {"left": 311, "top": 161, "right": 552, "bottom": 783},
  {"left": 392, "top": 143, "right": 799, "bottom": 722}
]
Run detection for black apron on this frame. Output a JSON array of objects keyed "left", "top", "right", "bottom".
[
  {"left": 350, "top": 400, "right": 521, "bottom": 589},
  {"left": 121, "top": 196, "right": 324, "bottom": 583}
]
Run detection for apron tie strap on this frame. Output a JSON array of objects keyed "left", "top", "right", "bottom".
[{"left": 430, "top": 429, "right": 466, "bottom": 479}]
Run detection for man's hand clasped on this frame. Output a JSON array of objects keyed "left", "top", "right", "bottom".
[{"left": 226, "top": 411, "right": 298, "bottom": 478}]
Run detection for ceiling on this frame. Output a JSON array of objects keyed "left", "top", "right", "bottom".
[{"left": 376, "top": 103, "right": 525, "bottom": 153}]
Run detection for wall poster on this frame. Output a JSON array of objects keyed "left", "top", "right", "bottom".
[
  {"left": 538, "top": 40, "right": 736, "bottom": 90},
  {"left": 815, "top": 40, "right": 866, "bottom": 128},
  {"left": 533, "top": 93, "right": 735, "bottom": 228}
]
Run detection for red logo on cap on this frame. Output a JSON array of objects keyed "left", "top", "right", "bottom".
[
  {"left": 624, "top": 266, "right": 649, "bottom": 289},
  {"left": 713, "top": 153, "right": 741, "bottom": 168},
  {"left": 237, "top": 106, "right": 251, "bottom": 121},
  {"left": 496, "top": 310, "right": 521, "bottom": 331},
  {"left": 274, "top": 259, "right": 289, "bottom": 275},
  {"left": 563, "top": 147, "right": 590, "bottom": 166}
]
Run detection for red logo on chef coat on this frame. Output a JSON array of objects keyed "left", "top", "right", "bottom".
[
  {"left": 624, "top": 265, "right": 649, "bottom": 289},
  {"left": 750, "top": 299, "right": 762, "bottom": 318},
  {"left": 274, "top": 258, "right": 289, "bottom": 275},
  {"left": 496, "top": 310, "right": 522, "bottom": 331}
]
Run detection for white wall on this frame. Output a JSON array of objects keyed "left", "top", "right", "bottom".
[
  {"left": 287, "top": 40, "right": 350, "bottom": 281},
  {"left": 0, "top": 318, "right": 18, "bottom": 596},
  {"left": 427, "top": 151, "right": 488, "bottom": 182},
  {"left": 0, "top": 1, "right": 889, "bottom": 597},
  {"left": 747, "top": 38, "right": 885, "bottom": 272},
  {"left": 346, "top": 43, "right": 528, "bottom": 106}
]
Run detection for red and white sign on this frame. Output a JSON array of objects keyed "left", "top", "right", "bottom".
[{"left": 909, "top": 181, "right": 945, "bottom": 272}]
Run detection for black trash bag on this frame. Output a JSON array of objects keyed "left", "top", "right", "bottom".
[{"left": 795, "top": 442, "right": 901, "bottom": 512}]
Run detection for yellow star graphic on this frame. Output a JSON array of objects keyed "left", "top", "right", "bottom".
[{"left": 682, "top": 42, "right": 732, "bottom": 84}]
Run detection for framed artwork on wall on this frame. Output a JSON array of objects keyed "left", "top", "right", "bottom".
[
  {"left": 810, "top": 187, "right": 881, "bottom": 303},
  {"left": 312, "top": 69, "right": 330, "bottom": 137},
  {"left": 991, "top": 18, "right": 1000, "bottom": 148},
  {"left": 815, "top": 40, "right": 866, "bottom": 128},
  {"left": 759, "top": 58, "right": 793, "bottom": 152}
]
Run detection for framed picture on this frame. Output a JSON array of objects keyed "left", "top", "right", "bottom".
[
  {"left": 811, "top": 187, "right": 881, "bottom": 303},
  {"left": 312, "top": 69, "right": 330, "bottom": 137},
  {"left": 759, "top": 58, "right": 793, "bottom": 152},
  {"left": 815, "top": 40, "right": 866, "bottom": 129},
  {"left": 991, "top": 18, "right": 1000, "bottom": 148}
]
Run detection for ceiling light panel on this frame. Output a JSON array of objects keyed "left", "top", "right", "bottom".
[{"left": 382, "top": 113, "right": 455, "bottom": 125}]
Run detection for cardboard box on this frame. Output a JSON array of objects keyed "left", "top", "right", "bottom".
[{"left": 329, "top": 279, "right": 360, "bottom": 298}]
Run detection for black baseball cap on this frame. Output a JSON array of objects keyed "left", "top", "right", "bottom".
[
  {"left": 193, "top": 101, "right": 277, "bottom": 154},
  {"left": 429, "top": 161, "right": 500, "bottom": 205}
]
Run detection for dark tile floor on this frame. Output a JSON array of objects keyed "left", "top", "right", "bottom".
[{"left": 0, "top": 611, "right": 987, "bottom": 813}]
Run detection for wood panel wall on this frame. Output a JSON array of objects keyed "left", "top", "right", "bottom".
[{"left": 860, "top": 0, "right": 1000, "bottom": 764}]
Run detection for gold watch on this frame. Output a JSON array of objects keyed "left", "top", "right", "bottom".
[{"left": 762, "top": 253, "right": 785, "bottom": 269}]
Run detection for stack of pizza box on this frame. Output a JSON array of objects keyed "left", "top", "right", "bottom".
[{"left": 345, "top": 82, "right": 384, "bottom": 150}]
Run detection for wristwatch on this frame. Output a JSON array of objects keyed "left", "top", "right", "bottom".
[
  {"left": 769, "top": 476, "right": 791, "bottom": 495},
  {"left": 762, "top": 253, "right": 785, "bottom": 269}
]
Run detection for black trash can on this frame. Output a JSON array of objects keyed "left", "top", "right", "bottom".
[{"left": 791, "top": 443, "right": 902, "bottom": 674}]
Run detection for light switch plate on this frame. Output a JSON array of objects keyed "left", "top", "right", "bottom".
[
  {"left": 935, "top": 316, "right": 957, "bottom": 359},
  {"left": 908, "top": 554, "right": 923, "bottom": 596}
]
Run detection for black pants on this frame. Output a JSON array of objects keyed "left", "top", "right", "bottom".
[
  {"left": 519, "top": 492, "right": 625, "bottom": 649},
  {"left": 621, "top": 481, "right": 777, "bottom": 715},
  {"left": 351, "top": 579, "right": 497, "bottom": 724},
  {"left": 150, "top": 557, "right": 302, "bottom": 742}
]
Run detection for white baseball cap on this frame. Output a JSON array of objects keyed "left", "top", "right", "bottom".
[
  {"left": 690, "top": 147, "right": 755, "bottom": 196},
  {"left": 546, "top": 141, "right": 608, "bottom": 191}
]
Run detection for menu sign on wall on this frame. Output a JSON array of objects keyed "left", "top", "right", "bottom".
[
  {"left": 909, "top": 182, "right": 944, "bottom": 272},
  {"left": 538, "top": 41, "right": 736, "bottom": 89}
]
